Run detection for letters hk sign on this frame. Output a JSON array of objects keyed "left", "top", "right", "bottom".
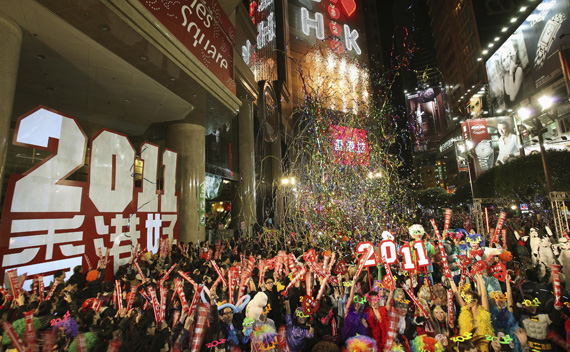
[
  {"left": 299, "top": 0, "right": 361, "bottom": 55},
  {"left": 0, "top": 107, "right": 179, "bottom": 287}
]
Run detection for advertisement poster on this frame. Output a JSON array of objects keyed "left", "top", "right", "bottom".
[
  {"left": 406, "top": 87, "right": 448, "bottom": 144},
  {"left": 486, "top": 0, "right": 570, "bottom": 111},
  {"left": 0, "top": 107, "right": 179, "bottom": 287},
  {"left": 461, "top": 117, "right": 521, "bottom": 178}
]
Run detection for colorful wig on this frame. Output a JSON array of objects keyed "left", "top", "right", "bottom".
[
  {"left": 2, "top": 317, "right": 41, "bottom": 345},
  {"left": 411, "top": 335, "right": 444, "bottom": 352},
  {"left": 346, "top": 334, "right": 377, "bottom": 352},
  {"left": 69, "top": 332, "right": 99, "bottom": 352},
  {"left": 466, "top": 233, "right": 485, "bottom": 247}
]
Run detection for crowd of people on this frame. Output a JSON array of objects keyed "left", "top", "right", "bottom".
[{"left": 1, "top": 214, "right": 570, "bottom": 352}]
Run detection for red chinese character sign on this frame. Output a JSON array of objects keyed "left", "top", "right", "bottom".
[
  {"left": 0, "top": 106, "right": 179, "bottom": 288},
  {"left": 330, "top": 125, "right": 369, "bottom": 165}
]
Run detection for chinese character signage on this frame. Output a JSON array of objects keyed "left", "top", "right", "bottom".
[
  {"left": 460, "top": 117, "right": 521, "bottom": 178},
  {"left": 247, "top": 0, "right": 278, "bottom": 81},
  {"left": 486, "top": 0, "right": 570, "bottom": 111},
  {"left": 0, "top": 107, "right": 179, "bottom": 287},
  {"left": 330, "top": 125, "right": 369, "bottom": 165},
  {"left": 139, "top": 0, "right": 236, "bottom": 94}
]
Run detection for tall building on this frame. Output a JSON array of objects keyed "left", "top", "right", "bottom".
[
  {"left": 0, "top": 0, "right": 263, "bottom": 284},
  {"left": 0, "top": 0, "right": 379, "bottom": 283},
  {"left": 413, "top": 0, "right": 547, "bottom": 193}
]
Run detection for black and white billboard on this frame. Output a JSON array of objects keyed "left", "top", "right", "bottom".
[{"left": 486, "top": 0, "right": 570, "bottom": 111}]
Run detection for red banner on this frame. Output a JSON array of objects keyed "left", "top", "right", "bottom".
[
  {"left": 138, "top": 0, "right": 236, "bottom": 94},
  {"left": 552, "top": 264, "right": 562, "bottom": 308},
  {"left": 447, "top": 290, "right": 454, "bottom": 327},
  {"left": 491, "top": 211, "right": 507, "bottom": 246},
  {"left": 2, "top": 322, "right": 26, "bottom": 352}
]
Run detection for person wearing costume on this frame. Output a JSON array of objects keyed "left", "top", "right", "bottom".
[
  {"left": 364, "top": 290, "right": 393, "bottom": 350},
  {"left": 431, "top": 305, "right": 451, "bottom": 340},
  {"left": 513, "top": 293, "right": 561, "bottom": 351},
  {"left": 451, "top": 273, "right": 494, "bottom": 352},
  {"left": 341, "top": 280, "right": 368, "bottom": 342},
  {"left": 409, "top": 224, "right": 436, "bottom": 285},
  {"left": 283, "top": 300, "right": 314, "bottom": 352}
]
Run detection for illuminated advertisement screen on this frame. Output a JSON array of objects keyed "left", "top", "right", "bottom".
[
  {"left": 486, "top": 0, "right": 570, "bottom": 111},
  {"left": 460, "top": 117, "right": 521, "bottom": 178},
  {"left": 406, "top": 87, "right": 447, "bottom": 144},
  {"left": 330, "top": 125, "right": 369, "bottom": 165},
  {"left": 0, "top": 107, "right": 179, "bottom": 288}
]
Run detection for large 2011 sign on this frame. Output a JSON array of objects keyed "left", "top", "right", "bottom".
[
  {"left": 356, "top": 240, "right": 431, "bottom": 270},
  {"left": 0, "top": 107, "right": 178, "bottom": 287}
]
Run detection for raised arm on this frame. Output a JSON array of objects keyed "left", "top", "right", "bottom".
[
  {"left": 476, "top": 273, "right": 489, "bottom": 311},
  {"left": 448, "top": 278, "right": 465, "bottom": 307},
  {"left": 345, "top": 279, "right": 356, "bottom": 316},
  {"left": 506, "top": 274, "right": 514, "bottom": 313}
]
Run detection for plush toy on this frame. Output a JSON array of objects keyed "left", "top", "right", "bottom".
[{"left": 246, "top": 292, "right": 269, "bottom": 321}]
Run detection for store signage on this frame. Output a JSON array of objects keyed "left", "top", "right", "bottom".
[
  {"left": 248, "top": 0, "right": 277, "bottom": 81},
  {"left": 299, "top": 0, "right": 362, "bottom": 55},
  {"left": 439, "top": 137, "right": 461, "bottom": 153},
  {"left": 330, "top": 125, "right": 369, "bottom": 165},
  {"left": 139, "top": 0, "right": 236, "bottom": 93},
  {"left": 0, "top": 107, "right": 179, "bottom": 287}
]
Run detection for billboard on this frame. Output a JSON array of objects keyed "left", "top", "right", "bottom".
[
  {"left": 406, "top": 87, "right": 448, "bottom": 144},
  {"left": 486, "top": 0, "right": 570, "bottom": 111},
  {"left": 0, "top": 107, "right": 179, "bottom": 287},
  {"left": 330, "top": 125, "right": 369, "bottom": 165},
  {"left": 460, "top": 117, "right": 521, "bottom": 177}
]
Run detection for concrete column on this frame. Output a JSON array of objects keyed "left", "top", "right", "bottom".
[
  {"left": 166, "top": 123, "right": 205, "bottom": 245},
  {"left": 0, "top": 13, "right": 22, "bottom": 197},
  {"left": 238, "top": 98, "right": 256, "bottom": 233}
]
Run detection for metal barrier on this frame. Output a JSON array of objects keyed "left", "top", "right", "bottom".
[{"left": 550, "top": 191, "right": 570, "bottom": 238}]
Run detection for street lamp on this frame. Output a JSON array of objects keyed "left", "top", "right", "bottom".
[{"left": 518, "top": 103, "right": 554, "bottom": 194}]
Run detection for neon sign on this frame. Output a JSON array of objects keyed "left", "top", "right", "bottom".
[
  {"left": 331, "top": 125, "right": 369, "bottom": 165},
  {"left": 249, "top": 0, "right": 277, "bottom": 81},
  {"left": 299, "top": 0, "right": 362, "bottom": 55}
]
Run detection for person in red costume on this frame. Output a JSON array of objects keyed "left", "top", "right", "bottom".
[{"left": 364, "top": 290, "right": 393, "bottom": 350}]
